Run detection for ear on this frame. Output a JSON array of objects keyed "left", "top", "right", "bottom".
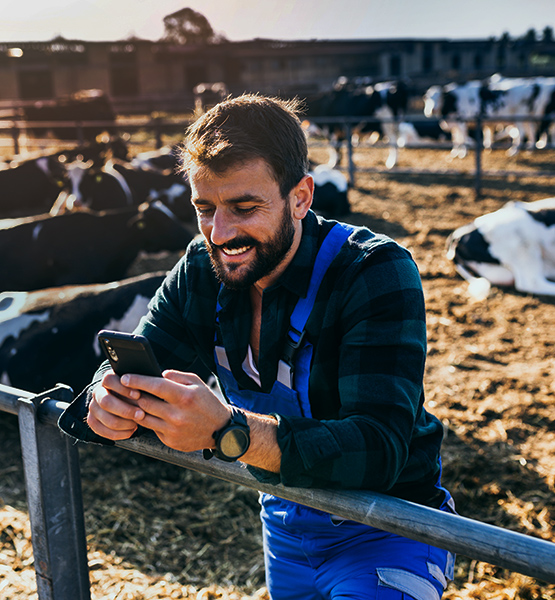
[{"left": 291, "top": 174, "right": 314, "bottom": 220}]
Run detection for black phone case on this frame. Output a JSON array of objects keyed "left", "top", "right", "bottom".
[{"left": 98, "top": 330, "right": 162, "bottom": 377}]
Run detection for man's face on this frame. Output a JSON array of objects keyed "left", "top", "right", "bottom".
[{"left": 189, "top": 158, "right": 302, "bottom": 290}]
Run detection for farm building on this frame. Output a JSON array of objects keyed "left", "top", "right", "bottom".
[{"left": 0, "top": 34, "right": 554, "bottom": 114}]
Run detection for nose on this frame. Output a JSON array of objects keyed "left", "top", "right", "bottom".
[{"left": 209, "top": 207, "right": 238, "bottom": 247}]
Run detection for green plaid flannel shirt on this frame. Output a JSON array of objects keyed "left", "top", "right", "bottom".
[{"left": 59, "top": 210, "right": 446, "bottom": 507}]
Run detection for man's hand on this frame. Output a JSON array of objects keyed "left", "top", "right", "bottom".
[
  {"left": 87, "top": 371, "right": 145, "bottom": 440},
  {"left": 118, "top": 370, "right": 231, "bottom": 453},
  {"left": 88, "top": 368, "right": 282, "bottom": 472}
]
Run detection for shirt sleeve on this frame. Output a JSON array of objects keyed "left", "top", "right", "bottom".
[
  {"left": 271, "top": 243, "right": 441, "bottom": 494},
  {"left": 58, "top": 243, "right": 210, "bottom": 444}
]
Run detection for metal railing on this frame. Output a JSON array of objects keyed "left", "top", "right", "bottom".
[
  {"left": 1, "top": 381, "right": 555, "bottom": 599},
  {"left": 0, "top": 114, "right": 554, "bottom": 199}
]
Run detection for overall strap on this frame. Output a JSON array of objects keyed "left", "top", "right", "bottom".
[
  {"left": 278, "top": 222, "right": 354, "bottom": 386},
  {"left": 214, "top": 292, "right": 232, "bottom": 370}
]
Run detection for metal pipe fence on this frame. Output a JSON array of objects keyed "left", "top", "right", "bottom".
[
  {"left": 1, "top": 382, "right": 555, "bottom": 600},
  {"left": 0, "top": 114, "right": 554, "bottom": 200}
]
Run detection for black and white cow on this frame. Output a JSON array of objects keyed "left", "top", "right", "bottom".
[
  {"left": 0, "top": 272, "right": 165, "bottom": 393},
  {"left": 309, "top": 162, "right": 350, "bottom": 216},
  {"left": 0, "top": 153, "right": 70, "bottom": 217},
  {"left": 424, "top": 76, "right": 555, "bottom": 158},
  {"left": 49, "top": 158, "right": 133, "bottom": 214},
  {"left": 397, "top": 119, "right": 452, "bottom": 146},
  {"left": 304, "top": 78, "right": 410, "bottom": 168},
  {"left": 109, "top": 158, "right": 194, "bottom": 221},
  {"left": 446, "top": 197, "right": 555, "bottom": 298},
  {"left": 0, "top": 201, "right": 195, "bottom": 291},
  {"left": 131, "top": 145, "right": 181, "bottom": 174},
  {"left": 49, "top": 156, "right": 194, "bottom": 221}
]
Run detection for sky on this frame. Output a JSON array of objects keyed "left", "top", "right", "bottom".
[{"left": 1, "top": 0, "right": 553, "bottom": 43}]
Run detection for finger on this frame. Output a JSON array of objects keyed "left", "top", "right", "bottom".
[
  {"left": 87, "top": 393, "right": 140, "bottom": 439},
  {"left": 102, "top": 371, "right": 141, "bottom": 402},
  {"left": 120, "top": 373, "right": 194, "bottom": 405},
  {"left": 94, "top": 386, "right": 144, "bottom": 420},
  {"left": 86, "top": 410, "right": 138, "bottom": 440}
]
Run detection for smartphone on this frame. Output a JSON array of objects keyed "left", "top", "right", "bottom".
[{"left": 98, "top": 330, "right": 162, "bottom": 377}]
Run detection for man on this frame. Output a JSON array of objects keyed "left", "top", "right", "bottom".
[{"left": 60, "top": 94, "right": 454, "bottom": 599}]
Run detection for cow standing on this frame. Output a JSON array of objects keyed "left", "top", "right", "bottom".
[
  {"left": 304, "top": 78, "right": 410, "bottom": 169},
  {"left": 424, "top": 76, "right": 555, "bottom": 158},
  {"left": 446, "top": 197, "right": 555, "bottom": 297}
]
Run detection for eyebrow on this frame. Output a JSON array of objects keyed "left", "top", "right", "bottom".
[{"left": 192, "top": 193, "right": 262, "bottom": 206}]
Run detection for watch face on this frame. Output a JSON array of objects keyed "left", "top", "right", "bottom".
[{"left": 219, "top": 426, "right": 250, "bottom": 459}]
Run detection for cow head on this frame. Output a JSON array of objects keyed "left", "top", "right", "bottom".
[{"left": 127, "top": 201, "right": 195, "bottom": 252}]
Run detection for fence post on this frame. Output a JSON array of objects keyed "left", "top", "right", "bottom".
[
  {"left": 346, "top": 123, "right": 355, "bottom": 187},
  {"left": 76, "top": 122, "right": 85, "bottom": 146},
  {"left": 152, "top": 116, "right": 163, "bottom": 149},
  {"left": 474, "top": 114, "right": 483, "bottom": 200},
  {"left": 11, "top": 121, "right": 20, "bottom": 155},
  {"left": 17, "top": 384, "right": 90, "bottom": 600}
]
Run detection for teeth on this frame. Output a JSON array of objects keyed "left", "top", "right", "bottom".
[{"left": 223, "top": 246, "right": 250, "bottom": 256}]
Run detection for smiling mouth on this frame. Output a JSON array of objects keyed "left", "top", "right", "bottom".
[{"left": 221, "top": 245, "right": 252, "bottom": 256}]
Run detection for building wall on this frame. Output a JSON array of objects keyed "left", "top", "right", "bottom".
[{"left": 0, "top": 37, "right": 553, "bottom": 114}]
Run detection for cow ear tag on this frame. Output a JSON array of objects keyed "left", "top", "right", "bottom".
[{"left": 95, "top": 174, "right": 102, "bottom": 183}]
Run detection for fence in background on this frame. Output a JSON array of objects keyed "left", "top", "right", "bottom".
[
  {"left": 1, "top": 382, "right": 555, "bottom": 600},
  {"left": 0, "top": 115, "right": 554, "bottom": 199}
]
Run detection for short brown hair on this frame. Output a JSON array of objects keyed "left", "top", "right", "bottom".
[{"left": 181, "top": 94, "right": 308, "bottom": 198}]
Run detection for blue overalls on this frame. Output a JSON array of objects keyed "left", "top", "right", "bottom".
[{"left": 214, "top": 223, "right": 455, "bottom": 600}]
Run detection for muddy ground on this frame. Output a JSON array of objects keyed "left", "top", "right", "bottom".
[{"left": 1, "top": 142, "right": 555, "bottom": 599}]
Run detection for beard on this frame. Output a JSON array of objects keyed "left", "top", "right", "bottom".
[{"left": 206, "top": 202, "right": 296, "bottom": 290}]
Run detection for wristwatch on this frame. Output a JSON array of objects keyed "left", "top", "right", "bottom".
[{"left": 203, "top": 405, "right": 250, "bottom": 462}]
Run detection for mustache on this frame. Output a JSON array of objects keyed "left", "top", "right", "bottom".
[{"left": 208, "top": 237, "right": 258, "bottom": 252}]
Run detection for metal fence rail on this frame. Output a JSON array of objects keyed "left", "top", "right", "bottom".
[
  {"left": 1, "top": 382, "right": 555, "bottom": 599},
  {"left": 0, "top": 115, "right": 554, "bottom": 199}
]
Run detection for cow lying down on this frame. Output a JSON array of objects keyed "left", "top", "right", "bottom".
[
  {"left": 0, "top": 272, "right": 165, "bottom": 393},
  {"left": 446, "top": 197, "right": 555, "bottom": 298},
  {"left": 0, "top": 272, "right": 215, "bottom": 394}
]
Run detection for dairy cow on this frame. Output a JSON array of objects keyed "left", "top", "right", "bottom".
[
  {"left": 446, "top": 197, "right": 555, "bottom": 298},
  {"left": 49, "top": 158, "right": 133, "bottom": 214},
  {"left": 424, "top": 76, "right": 555, "bottom": 158},
  {"left": 1, "top": 201, "right": 195, "bottom": 291},
  {"left": 0, "top": 153, "right": 70, "bottom": 217},
  {"left": 0, "top": 272, "right": 165, "bottom": 393},
  {"left": 131, "top": 145, "right": 181, "bottom": 174},
  {"left": 23, "top": 89, "right": 116, "bottom": 141},
  {"left": 304, "top": 78, "right": 410, "bottom": 168},
  {"left": 50, "top": 156, "right": 194, "bottom": 221},
  {"left": 309, "top": 162, "right": 350, "bottom": 216},
  {"left": 108, "top": 159, "right": 194, "bottom": 221}
]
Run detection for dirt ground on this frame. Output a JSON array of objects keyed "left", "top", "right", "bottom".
[{"left": 1, "top": 142, "right": 555, "bottom": 599}]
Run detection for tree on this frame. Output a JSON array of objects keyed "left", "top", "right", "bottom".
[
  {"left": 162, "top": 8, "right": 226, "bottom": 45},
  {"left": 542, "top": 26, "right": 554, "bottom": 42},
  {"left": 523, "top": 28, "right": 537, "bottom": 42}
]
